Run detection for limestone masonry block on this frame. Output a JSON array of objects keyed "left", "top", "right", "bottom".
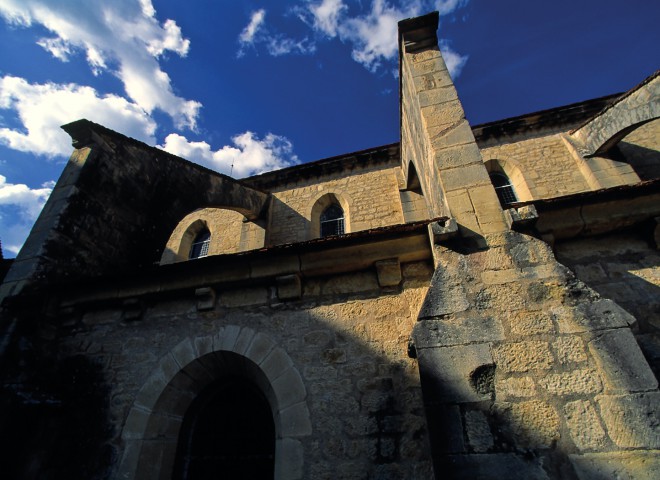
[
  {"left": 194, "top": 287, "right": 216, "bottom": 311},
  {"left": 417, "top": 343, "right": 493, "bottom": 403},
  {"left": 492, "top": 341, "right": 554, "bottom": 372},
  {"left": 553, "top": 336, "right": 588, "bottom": 364},
  {"left": 563, "top": 400, "right": 607, "bottom": 450},
  {"left": 569, "top": 451, "right": 660, "bottom": 480},
  {"left": 276, "top": 274, "right": 302, "bottom": 300},
  {"left": 493, "top": 400, "right": 560, "bottom": 449},
  {"left": 464, "top": 410, "right": 494, "bottom": 452},
  {"left": 596, "top": 393, "right": 660, "bottom": 448},
  {"left": 509, "top": 310, "right": 555, "bottom": 336},
  {"left": 413, "top": 317, "right": 504, "bottom": 348},
  {"left": 495, "top": 376, "right": 537, "bottom": 400},
  {"left": 537, "top": 369, "right": 602, "bottom": 396},
  {"left": 588, "top": 329, "right": 658, "bottom": 392},
  {"left": 375, "top": 258, "right": 402, "bottom": 287}
]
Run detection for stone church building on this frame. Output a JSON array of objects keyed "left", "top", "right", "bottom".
[{"left": 1, "top": 11, "right": 658, "bottom": 480}]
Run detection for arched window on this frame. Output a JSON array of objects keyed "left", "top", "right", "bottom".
[
  {"left": 320, "top": 204, "right": 345, "bottom": 237},
  {"left": 490, "top": 172, "right": 518, "bottom": 206},
  {"left": 189, "top": 229, "right": 211, "bottom": 259}
]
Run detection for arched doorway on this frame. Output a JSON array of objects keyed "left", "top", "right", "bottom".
[
  {"left": 173, "top": 376, "right": 275, "bottom": 479},
  {"left": 117, "top": 331, "right": 311, "bottom": 480}
]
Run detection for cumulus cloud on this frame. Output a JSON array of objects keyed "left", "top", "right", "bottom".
[
  {"left": 339, "top": 0, "right": 418, "bottom": 72},
  {"left": 309, "top": 0, "right": 347, "bottom": 37},
  {"left": 246, "top": 1, "right": 470, "bottom": 77},
  {"left": 159, "top": 131, "right": 299, "bottom": 178},
  {"left": 0, "top": 0, "right": 200, "bottom": 129},
  {"left": 0, "top": 175, "right": 54, "bottom": 256},
  {"left": 0, "top": 75, "right": 156, "bottom": 157}
]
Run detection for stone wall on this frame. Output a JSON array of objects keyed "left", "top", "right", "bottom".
[
  {"left": 267, "top": 165, "right": 406, "bottom": 245},
  {"left": 481, "top": 133, "right": 591, "bottom": 199},
  {"left": 161, "top": 207, "right": 265, "bottom": 263},
  {"left": 555, "top": 230, "right": 660, "bottom": 378},
  {"left": 616, "top": 119, "right": 660, "bottom": 181},
  {"left": 55, "top": 260, "right": 434, "bottom": 479},
  {"left": 413, "top": 231, "right": 660, "bottom": 479}
]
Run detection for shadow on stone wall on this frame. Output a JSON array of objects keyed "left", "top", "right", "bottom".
[
  {"left": 0, "top": 319, "right": 113, "bottom": 480},
  {"left": 1, "top": 240, "right": 658, "bottom": 479}
]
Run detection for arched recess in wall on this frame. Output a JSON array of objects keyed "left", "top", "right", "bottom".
[
  {"left": 484, "top": 159, "right": 533, "bottom": 204},
  {"left": 161, "top": 217, "right": 210, "bottom": 264},
  {"left": 610, "top": 118, "right": 660, "bottom": 181},
  {"left": 309, "top": 192, "right": 351, "bottom": 239},
  {"left": 161, "top": 208, "right": 266, "bottom": 264},
  {"left": 116, "top": 328, "right": 311, "bottom": 480},
  {"left": 400, "top": 161, "right": 431, "bottom": 223}
]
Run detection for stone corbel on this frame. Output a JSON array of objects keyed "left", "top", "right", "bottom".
[
  {"left": 121, "top": 298, "right": 144, "bottom": 321},
  {"left": 504, "top": 204, "right": 539, "bottom": 230},
  {"left": 429, "top": 217, "right": 458, "bottom": 244},
  {"left": 195, "top": 287, "right": 217, "bottom": 311},
  {"left": 276, "top": 274, "right": 302, "bottom": 300},
  {"left": 375, "top": 258, "right": 402, "bottom": 287}
]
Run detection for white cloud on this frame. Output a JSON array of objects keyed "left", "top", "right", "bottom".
[
  {"left": 0, "top": 0, "right": 200, "bottom": 130},
  {"left": 0, "top": 75, "right": 156, "bottom": 157},
  {"left": 0, "top": 175, "right": 54, "bottom": 256},
  {"left": 159, "top": 131, "right": 299, "bottom": 178},
  {"left": 338, "top": 0, "right": 420, "bottom": 72},
  {"left": 309, "top": 0, "right": 347, "bottom": 37},
  {"left": 240, "top": 9, "right": 266, "bottom": 44},
  {"left": 434, "top": 0, "right": 469, "bottom": 15},
  {"left": 238, "top": 8, "right": 315, "bottom": 58},
  {"left": 440, "top": 42, "right": 468, "bottom": 79},
  {"left": 267, "top": 36, "right": 316, "bottom": 56},
  {"left": 263, "top": 1, "right": 471, "bottom": 77}
]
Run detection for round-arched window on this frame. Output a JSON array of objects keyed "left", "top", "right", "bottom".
[
  {"left": 189, "top": 229, "right": 211, "bottom": 259},
  {"left": 320, "top": 204, "right": 345, "bottom": 237},
  {"left": 489, "top": 172, "right": 517, "bottom": 206}
]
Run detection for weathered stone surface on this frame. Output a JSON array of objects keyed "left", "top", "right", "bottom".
[
  {"left": 271, "top": 366, "right": 307, "bottom": 410},
  {"left": 555, "top": 299, "right": 631, "bottom": 333},
  {"left": 374, "top": 258, "right": 402, "bottom": 287},
  {"left": 464, "top": 410, "right": 493, "bottom": 452},
  {"left": 417, "top": 343, "right": 493, "bottom": 403},
  {"left": 219, "top": 287, "right": 268, "bottom": 307},
  {"left": 564, "top": 400, "right": 607, "bottom": 451},
  {"left": 276, "top": 274, "right": 302, "bottom": 300},
  {"left": 570, "top": 451, "right": 660, "bottom": 480},
  {"left": 538, "top": 369, "right": 602, "bottom": 396},
  {"left": 413, "top": 317, "right": 504, "bottom": 348},
  {"left": 194, "top": 287, "right": 216, "bottom": 310},
  {"left": 553, "top": 336, "right": 588, "bottom": 364},
  {"left": 492, "top": 341, "right": 553, "bottom": 372},
  {"left": 492, "top": 400, "right": 560, "bottom": 449},
  {"left": 596, "top": 393, "right": 660, "bottom": 448},
  {"left": 261, "top": 347, "right": 294, "bottom": 381},
  {"left": 278, "top": 402, "right": 313, "bottom": 437},
  {"left": 588, "top": 329, "right": 658, "bottom": 392},
  {"left": 495, "top": 376, "right": 536, "bottom": 399},
  {"left": 274, "top": 438, "right": 304, "bottom": 480},
  {"left": 509, "top": 310, "right": 555, "bottom": 336}
]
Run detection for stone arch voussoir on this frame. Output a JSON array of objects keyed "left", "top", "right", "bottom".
[
  {"left": 571, "top": 73, "right": 660, "bottom": 157},
  {"left": 117, "top": 326, "right": 310, "bottom": 480}
]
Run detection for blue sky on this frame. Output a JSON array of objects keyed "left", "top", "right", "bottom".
[{"left": 0, "top": 0, "right": 658, "bottom": 257}]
